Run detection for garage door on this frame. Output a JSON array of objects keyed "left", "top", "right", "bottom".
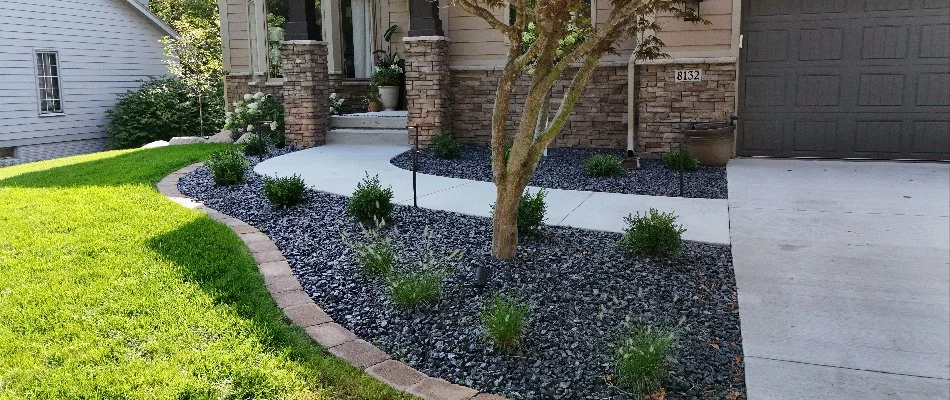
[{"left": 738, "top": 0, "right": 950, "bottom": 160}]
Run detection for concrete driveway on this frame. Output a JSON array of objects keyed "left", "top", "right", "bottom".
[{"left": 728, "top": 159, "right": 950, "bottom": 399}]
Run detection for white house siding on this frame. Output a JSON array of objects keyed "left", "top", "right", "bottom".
[{"left": 0, "top": 0, "right": 170, "bottom": 163}]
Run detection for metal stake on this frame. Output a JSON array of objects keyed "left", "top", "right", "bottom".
[{"left": 412, "top": 126, "right": 419, "bottom": 208}]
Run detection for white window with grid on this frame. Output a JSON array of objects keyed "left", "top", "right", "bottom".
[{"left": 35, "top": 51, "right": 63, "bottom": 115}]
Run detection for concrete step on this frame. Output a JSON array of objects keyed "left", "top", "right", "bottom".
[
  {"left": 330, "top": 111, "right": 408, "bottom": 130},
  {"left": 327, "top": 129, "right": 409, "bottom": 146}
]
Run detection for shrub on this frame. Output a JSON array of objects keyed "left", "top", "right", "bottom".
[
  {"left": 354, "top": 229, "right": 395, "bottom": 276},
  {"left": 518, "top": 189, "right": 547, "bottom": 238},
  {"left": 242, "top": 133, "right": 268, "bottom": 156},
  {"left": 225, "top": 92, "right": 284, "bottom": 135},
  {"left": 347, "top": 174, "right": 394, "bottom": 225},
  {"left": 388, "top": 268, "right": 446, "bottom": 309},
  {"left": 663, "top": 148, "right": 699, "bottom": 171},
  {"left": 431, "top": 135, "right": 462, "bottom": 159},
  {"left": 585, "top": 154, "right": 625, "bottom": 177},
  {"left": 615, "top": 325, "right": 675, "bottom": 396},
  {"left": 206, "top": 148, "right": 249, "bottom": 185},
  {"left": 480, "top": 294, "right": 530, "bottom": 350},
  {"left": 329, "top": 92, "right": 345, "bottom": 115},
  {"left": 618, "top": 209, "right": 686, "bottom": 258},
  {"left": 106, "top": 76, "right": 224, "bottom": 148},
  {"left": 262, "top": 174, "right": 307, "bottom": 208}
]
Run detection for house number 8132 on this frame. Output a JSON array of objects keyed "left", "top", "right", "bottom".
[{"left": 675, "top": 70, "right": 703, "bottom": 82}]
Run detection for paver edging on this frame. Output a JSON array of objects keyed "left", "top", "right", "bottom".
[{"left": 157, "top": 163, "right": 501, "bottom": 400}]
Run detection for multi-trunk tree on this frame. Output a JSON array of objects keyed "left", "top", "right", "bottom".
[{"left": 453, "top": 0, "right": 693, "bottom": 260}]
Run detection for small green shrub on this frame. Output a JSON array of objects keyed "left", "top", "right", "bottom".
[
  {"left": 242, "top": 133, "right": 268, "bottom": 156},
  {"left": 663, "top": 148, "right": 699, "bottom": 171},
  {"left": 585, "top": 154, "right": 625, "bottom": 177},
  {"left": 518, "top": 189, "right": 547, "bottom": 238},
  {"left": 388, "top": 268, "right": 446, "bottom": 309},
  {"left": 618, "top": 209, "right": 686, "bottom": 258},
  {"left": 431, "top": 135, "right": 462, "bottom": 159},
  {"left": 480, "top": 294, "right": 530, "bottom": 350},
  {"left": 354, "top": 229, "right": 395, "bottom": 276},
  {"left": 206, "top": 148, "right": 249, "bottom": 185},
  {"left": 347, "top": 174, "right": 394, "bottom": 225},
  {"left": 262, "top": 174, "right": 307, "bottom": 208},
  {"left": 615, "top": 325, "right": 675, "bottom": 396}
]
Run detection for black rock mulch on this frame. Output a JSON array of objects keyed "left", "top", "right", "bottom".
[
  {"left": 390, "top": 145, "right": 728, "bottom": 199},
  {"left": 178, "top": 150, "right": 745, "bottom": 400}
]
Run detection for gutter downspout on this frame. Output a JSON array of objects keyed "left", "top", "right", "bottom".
[{"left": 626, "top": 54, "right": 637, "bottom": 157}]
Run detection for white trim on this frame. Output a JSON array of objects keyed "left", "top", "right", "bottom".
[
  {"left": 120, "top": 0, "right": 179, "bottom": 38},
  {"left": 33, "top": 49, "right": 65, "bottom": 116},
  {"left": 218, "top": 0, "right": 232, "bottom": 71},
  {"left": 402, "top": 35, "right": 449, "bottom": 42},
  {"left": 634, "top": 56, "right": 737, "bottom": 65}
]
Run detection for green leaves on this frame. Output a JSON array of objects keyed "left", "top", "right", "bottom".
[{"left": 618, "top": 208, "right": 686, "bottom": 258}]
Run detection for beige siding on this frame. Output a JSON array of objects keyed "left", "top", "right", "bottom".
[
  {"left": 655, "top": 0, "right": 734, "bottom": 57},
  {"left": 388, "top": 0, "right": 409, "bottom": 56},
  {"left": 447, "top": 3, "right": 508, "bottom": 66},
  {"left": 223, "top": 0, "right": 250, "bottom": 73}
]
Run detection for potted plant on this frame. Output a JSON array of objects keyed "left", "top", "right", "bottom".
[
  {"left": 371, "top": 63, "right": 402, "bottom": 111},
  {"left": 682, "top": 118, "right": 736, "bottom": 166},
  {"left": 363, "top": 88, "right": 383, "bottom": 112}
]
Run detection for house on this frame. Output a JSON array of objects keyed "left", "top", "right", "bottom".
[
  {"left": 220, "top": 0, "right": 949, "bottom": 161},
  {"left": 0, "top": 0, "right": 177, "bottom": 166}
]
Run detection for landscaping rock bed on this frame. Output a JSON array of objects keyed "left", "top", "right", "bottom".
[
  {"left": 390, "top": 145, "right": 728, "bottom": 199},
  {"left": 178, "top": 150, "right": 745, "bottom": 399}
]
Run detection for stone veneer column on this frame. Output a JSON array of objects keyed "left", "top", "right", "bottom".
[
  {"left": 403, "top": 36, "right": 450, "bottom": 146},
  {"left": 282, "top": 40, "right": 330, "bottom": 148}
]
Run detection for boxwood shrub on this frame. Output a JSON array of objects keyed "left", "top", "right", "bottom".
[
  {"left": 347, "top": 174, "right": 394, "bottom": 225},
  {"left": 206, "top": 148, "right": 249, "bottom": 186},
  {"left": 585, "top": 154, "right": 625, "bottom": 177},
  {"left": 262, "top": 174, "right": 307, "bottom": 208},
  {"left": 618, "top": 208, "right": 686, "bottom": 258}
]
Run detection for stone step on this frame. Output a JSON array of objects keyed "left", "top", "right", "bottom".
[
  {"left": 327, "top": 129, "right": 409, "bottom": 146},
  {"left": 330, "top": 111, "right": 408, "bottom": 130}
]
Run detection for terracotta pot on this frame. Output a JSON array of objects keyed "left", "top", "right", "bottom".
[
  {"left": 367, "top": 102, "right": 383, "bottom": 112},
  {"left": 684, "top": 125, "right": 735, "bottom": 166},
  {"left": 378, "top": 86, "right": 399, "bottom": 111}
]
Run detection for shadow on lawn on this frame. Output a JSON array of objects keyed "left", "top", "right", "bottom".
[
  {"left": 145, "top": 216, "right": 319, "bottom": 358},
  {"left": 0, "top": 144, "right": 225, "bottom": 188}
]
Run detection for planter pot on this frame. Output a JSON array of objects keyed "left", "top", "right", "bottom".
[
  {"left": 683, "top": 124, "right": 736, "bottom": 166},
  {"left": 378, "top": 86, "right": 399, "bottom": 111},
  {"left": 367, "top": 102, "right": 383, "bottom": 112}
]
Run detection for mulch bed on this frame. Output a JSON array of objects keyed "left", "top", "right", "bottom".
[
  {"left": 390, "top": 145, "right": 728, "bottom": 199},
  {"left": 178, "top": 149, "right": 745, "bottom": 399}
]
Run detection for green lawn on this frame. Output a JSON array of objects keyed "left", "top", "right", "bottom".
[{"left": 0, "top": 145, "right": 408, "bottom": 399}]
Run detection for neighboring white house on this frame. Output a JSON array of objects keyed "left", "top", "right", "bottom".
[{"left": 0, "top": 0, "right": 176, "bottom": 166}]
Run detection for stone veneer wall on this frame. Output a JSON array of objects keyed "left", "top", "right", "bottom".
[
  {"left": 635, "top": 62, "right": 737, "bottom": 154},
  {"left": 224, "top": 74, "right": 285, "bottom": 111},
  {"left": 403, "top": 37, "right": 451, "bottom": 145},
  {"left": 449, "top": 65, "right": 628, "bottom": 149},
  {"left": 328, "top": 75, "right": 374, "bottom": 114},
  {"left": 281, "top": 41, "right": 330, "bottom": 148}
]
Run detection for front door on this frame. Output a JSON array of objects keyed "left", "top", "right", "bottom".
[{"left": 342, "top": 0, "right": 374, "bottom": 78}]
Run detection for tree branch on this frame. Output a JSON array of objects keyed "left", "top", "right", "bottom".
[{"left": 454, "top": 0, "right": 518, "bottom": 41}]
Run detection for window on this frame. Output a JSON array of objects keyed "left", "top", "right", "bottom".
[{"left": 35, "top": 51, "right": 63, "bottom": 114}]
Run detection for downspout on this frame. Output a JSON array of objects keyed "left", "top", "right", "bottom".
[{"left": 626, "top": 54, "right": 637, "bottom": 157}]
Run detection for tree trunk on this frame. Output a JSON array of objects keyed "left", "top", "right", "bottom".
[
  {"left": 198, "top": 92, "right": 205, "bottom": 137},
  {"left": 491, "top": 184, "right": 522, "bottom": 260}
]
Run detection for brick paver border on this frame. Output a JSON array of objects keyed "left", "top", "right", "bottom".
[{"left": 157, "top": 163, "right": 505, "bottom": 400}]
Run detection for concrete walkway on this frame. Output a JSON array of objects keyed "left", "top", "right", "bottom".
[
  {"left": 729, "top": 159, "right": 950, "bottom": 399},
  {"left": 254, "top": 144, "right": 730, "bottom": 244}
]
